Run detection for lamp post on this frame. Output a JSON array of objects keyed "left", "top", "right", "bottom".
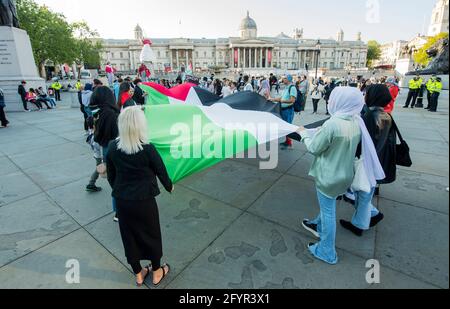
[{"left": 315, "top": 40, "right": 322, "bottom": 82}]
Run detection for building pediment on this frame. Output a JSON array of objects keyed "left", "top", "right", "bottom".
[{"left": 230, "top": 38, "right": 274, "bottom": 47}]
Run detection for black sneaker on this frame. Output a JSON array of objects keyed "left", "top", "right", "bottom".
[
  {"left": 403, "top": 106, "right": 409, "bottom": 108},
  {"left": 337, "top": 195, "right": 356, "bottom": 206},
  {"left": 340, "top": 220, "right": 363, "bottom": 237},
  {"left": 301, "top": 220, "right": 320, "bottom": 238},
  {"left": 370, "top": 213, "right": 384, "bottom": 228},
  {"left": 86, "top": 185, "right": 102, "bottom": 192}
]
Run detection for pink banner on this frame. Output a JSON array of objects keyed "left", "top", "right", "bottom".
[
  {"left": 268, "top": 49, "right": 272, "bottom": 66},
  {"left": 234, "top": 49, "right": 238, "bottom": 67}
]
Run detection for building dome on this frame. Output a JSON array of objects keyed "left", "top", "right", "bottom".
[
  {"left": 240, "top": 11, "right": 257, "bottom": 30},
  {"left": 239, "top": 11, "right": 257, "bottom": 39}
]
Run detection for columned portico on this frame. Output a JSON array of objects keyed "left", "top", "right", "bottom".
[{"left": 231, "top": 45, "right": 274, "bottom": 69}]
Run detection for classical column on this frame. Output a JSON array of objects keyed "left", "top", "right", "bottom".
[
  {"left": 265, "top": 48, "right": 268, "bottom": 68},
  {"left": 237, "top": 48, "right": 241, "bottom": 68},
  {"left": 185, "top": 49, "right": 189, "bottom": 68},
  {"left": 243, "top": 48, "right": 247, "bottom": 68},
  {"left": 249, "top": 48, "right": 253, "bottom": 68},
  {"left": 176, "top": 50, "right": 179, "bottom": 69},
  {"left": 259, "top": 48, "right": 263, "bottom": 68}
]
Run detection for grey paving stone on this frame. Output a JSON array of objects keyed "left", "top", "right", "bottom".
[
  {"left": 47, "top": 178, "right": 114, "bottom": 226},
  {"left": 86, "top": 186, "right": 242, "bottom": 288},
  {"left": 379, "top": 169, "right": 449, "bottom": 214},
  {"left": 376, "top": 199, "right": 449, "bottom": 288},
  {"left": 167, "top": 213, "right": 371, "bottom": 289},
  {"left": 1, "top": 134, "right": 69, "bottom": 156},
  {"left": 180, "top": 160, "right": 282, "bottom": 209},
  {"left": 286, "top": 152, "right": 315, "bottom": 181},
  {"left": 9, "top": 143, "right": 90, "bottom": 170},
  {"left": 24, "top": 154, "right": 93, "bottom": 190},
  {"left": 368, "top": 267, "right": 439, "bottom": 289},
  {"left": 248, "top": 174, "right": 376, "bottom": 259},
  {"left": 401, "top": 152, "right": 449, "bottom": 177},
  {"left": 233, "top": 141, "right": 307, "bottom": 173},
  {"left": 0, "top": 157, "right": 18, "bottom": 176},
  {"left": 0, "top": 194, "right": 79, "bottom": 267},
  {"left": 0, "top": 172, "right": 42, "bottom": 207},
  {"left": 0, "top": 230, "right": 138, "bottom": 289},
  {"left": 405, "top": 138, "right": 449, "bottom": 156}
]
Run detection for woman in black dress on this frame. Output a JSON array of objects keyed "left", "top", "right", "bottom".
[{"left": 106, "top": 106, "right": 173, "bottom": 287}]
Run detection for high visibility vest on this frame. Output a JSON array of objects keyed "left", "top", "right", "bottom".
[
  {"left": 409, "top": 79, "right": 421, "bottom": 90},
  {"left": 75, "top": 82, "right": 82, "bottom": 91},
  {"left": 431, "top": 81, "right": 443, "bottom": 93},
  {"left": 426, "top": 79, "right": 434, "bottom": 92},
  {"left": 52, "top": 82, "right": 62, "bottom": 90}
]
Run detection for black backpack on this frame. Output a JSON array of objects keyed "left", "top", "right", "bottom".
[{"left": 290, "top": 85, "right": 303, "bottom": 113}]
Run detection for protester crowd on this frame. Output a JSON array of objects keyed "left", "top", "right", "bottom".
[{"left": 1, "top": 67, "right": 443, "bottom": 285}]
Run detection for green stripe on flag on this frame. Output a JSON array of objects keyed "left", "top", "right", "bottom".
[
  {"left": 145, "top": 104, "right": 258, "bottom": 183},
  {"left": 141, "top": 84, "right": 170, "bottom": 105}
]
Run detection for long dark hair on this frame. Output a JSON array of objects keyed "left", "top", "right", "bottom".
[
  {"left": 90, "top": 86, "right": 118, "bottom": 111},
  {"left": 117, "top": 82, "right": 132, "bottom": 107}
]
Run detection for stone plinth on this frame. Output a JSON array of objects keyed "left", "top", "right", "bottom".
[{"left": 0, "top": 26, "right": 46, "bottom": 112}]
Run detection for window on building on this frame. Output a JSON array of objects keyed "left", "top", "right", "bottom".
[
  {"left": 212, "top": 52, "right": 215, "bottom": 57},
  {"left": 158, "top": 51, "right": 161, "bottom": 57},
  {"left": 111, "top": 52, "right": 115, "bottom": 58},
  {"left": 196, "top": 52, "right": 199, "bottom": 58},
  {"left": 341, "top": 52, "right": 344, "bottom": 57},
  {"left": 120, "top": 52, "right": 123, "bottom": 58},
  {"left": 204, "top": 51, "right": 207, "bottom": 57},
  {"left": 284, "top": 62, "right": 288, "bottom": 68},
  {"left": 340, "top": 62, "right": 345, "bottom": 68},
  {"left": 285, "top": 52, "right": 288, "bottom": 57},
  {"left": 166, "top": 51, "right": 169, "bottom": 57},
  {"left": 203, "top": 62, "right": 208, "bottom": 67}
]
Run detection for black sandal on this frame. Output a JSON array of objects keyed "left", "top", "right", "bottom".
[
  {"left": 153, "top": 264, "right": 171, "bottom": 287},
  {"left": 136, "top": 265, "right": 151, "bottom": 287}
]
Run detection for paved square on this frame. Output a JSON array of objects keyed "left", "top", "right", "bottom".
[{"left": 0, "top": 90, "right": 448, "bottom": 289}]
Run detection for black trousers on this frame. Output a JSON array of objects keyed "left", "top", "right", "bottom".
[
  {"left": 312, "top": 99, "right": 320, "bottom": 113},
  {"left": 37, "top": 98, "right": 51, "bottom": 109},
  {"left": 80, "top": 104, "right": 89, "bottom": 131},
  {"left": 426, "top": 91, "right": 432, "bottom": 109},
  {"left": 404, "top": 89, "right": 419, "bottom": 107},
  {"left": 55, "top": 90, "right": 61, "bottom": 101},
  {"left": 0, "top": 106, "right": 8, "bottom": 126},
  {"left": 430, "top": 92, "right": 440, "bottom": 112},
  {"left": 21, "top": 96, "right": 28, "bottom": 110}
]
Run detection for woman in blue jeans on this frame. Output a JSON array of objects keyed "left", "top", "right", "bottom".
[
  {"left": 298, "top": 87, "right": 385, "bottom": 264},
  {"left": 340, "top": 84, "right": 396, "bottom": 236}
]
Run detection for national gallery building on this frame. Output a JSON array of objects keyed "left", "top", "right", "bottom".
[{"left": 99, "top": 12, "right": 368, "bottom": 75}]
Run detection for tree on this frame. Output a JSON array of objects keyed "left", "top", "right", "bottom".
[
  {"left": 413, "top": 32, "right": 449, "bottom": 68},
  {"left": 16, "top": 0, "right": 102, "bottom": 78},
  {"left": 366, "top": 40, "right": 381, "bottom": 68}
]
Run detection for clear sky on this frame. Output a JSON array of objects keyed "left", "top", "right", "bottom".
[{"left": 34, "top": 0, "right": 437, "bottom": 43}]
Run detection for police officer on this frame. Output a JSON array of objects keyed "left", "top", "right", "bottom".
[
  {"left": 425, "top": 75, "right": 436, "bottom": 110},
  {"left": 403, "top": 74, "right": 423, "bottom": 108},
  {"left": 75, "top": 79, "right": 82, "bottom": 105},
  {"left": 429, "top": 77, "right": 443, "bottom": 113},
  {"left": 51, "top": 80, "right": 63, "bottom": 101}
]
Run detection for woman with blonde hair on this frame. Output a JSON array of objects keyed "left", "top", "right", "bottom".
[{"left": 106, "top": 106, "right": 174, "bottom": 287}]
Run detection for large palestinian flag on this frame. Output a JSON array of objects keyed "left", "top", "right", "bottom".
[{"left": 141, "top": 83, "right": 298, "bottom": 183}]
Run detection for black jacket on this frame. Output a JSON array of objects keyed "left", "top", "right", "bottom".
[
  {"left": 18, "top": 85, "right": 26, "bottom": 98},
  {"left": 94, "top": 107, "right": 119, "bottom": 147},
  {"left": 132, "top": 85, "right": 145, "bottom": 105},
  {"left": 359, "top": 107, "right": 397, "bottom": 184},
  {"left": 106, "top": 141, "right": 173, "bottom": 201}
]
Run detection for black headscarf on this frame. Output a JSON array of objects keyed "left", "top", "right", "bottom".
[
  {"left": 91, "top": 86, "right": 120, "bottom": 147},
  {"left": 365, "top": 84, "right": 392, "bottom": 108}
]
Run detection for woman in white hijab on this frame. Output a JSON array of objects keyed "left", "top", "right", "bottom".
[{"left": 298, "top": 87, "right": 385, "bottom": 265}]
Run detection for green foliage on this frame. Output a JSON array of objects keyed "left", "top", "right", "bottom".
[
  {"left": 413, "top": 32, "right": 449, "bottom": 67},
  {"left": 16, "top": 0, "right": 102, "bottom": 71},
  {"left": 366, "top": 40, "right": 381, "bottom": 68}
]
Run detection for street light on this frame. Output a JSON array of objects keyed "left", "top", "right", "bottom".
[{"left": 315, "top": 39, "right": 322, "bottom": 82}]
